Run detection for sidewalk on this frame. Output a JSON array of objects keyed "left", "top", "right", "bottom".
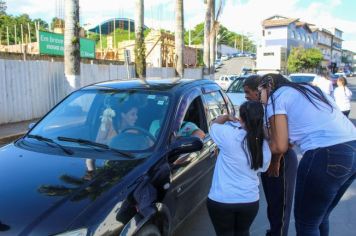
[{"left": 0, "top": 119, "right": 39, "bottom": 146}]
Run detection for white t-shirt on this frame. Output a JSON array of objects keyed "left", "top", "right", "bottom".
[
  {"left": 334, "top": 86, "right": 352, "bottom": 111},
  {"left": 313, "top": 76, "right": 333, "bottom": 95},
  {"left": 266, "top": 86, "right": 356, "bottom": 153},
  {"left": 208, "top": 122, "right": 271, "bottom": 204}
]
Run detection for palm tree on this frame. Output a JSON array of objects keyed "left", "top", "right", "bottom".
[
  {"left": 209, "top": 0, "right": 216, "bottom": 76},
  {"left": 64, "top": 0, "right": 80, "bottom": 92},
  {"left": 175, "top": 0, "right": 184, "bottom": 78},
  {"left": 203, "top": 0, "right": 212, "bottom": 78},
  {"left": 134, "top": 0, "right": 146, "bottom": 78}
]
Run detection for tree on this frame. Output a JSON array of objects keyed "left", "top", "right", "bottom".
[
  {"left": 134, "top": 0, "right": 146, "bottom": 78},
  {"left": 287, "top": 47, "right": 323, "bottom": 73},
  {"left": 175, "top": 0, "right": 184, "bottom": 78},
  {"left": 209, "top": 0, "right": 215, "bottom": 75},
  {"left": 184, "top": 23, "right": 255, "bottom": 53},
  {"left": 203, "top": 0, "right": 213, "bottom": 77},
  {"left": 64, "top": 0, "right": 80, "bottom": 92},
  {"left": 0, "top": 13, "right": 48, "bottom": 44},
  {"left": 209, "top": 0, "right": 225, "bottom": 75},
  {"left": 0, "top": 0, "right": 6, "bottom": 15}
]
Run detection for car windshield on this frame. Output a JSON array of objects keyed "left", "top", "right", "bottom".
[
  {"left": 226, "top": 78, "right": 245, "bottom": 93},
  {"left": 29, "top": 89, "right": 170, "bottom": 152},
  {"left": 289, "top": 75, "right": 315, "bottom": 83}
]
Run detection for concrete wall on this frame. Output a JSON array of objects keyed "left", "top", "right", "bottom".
[{"left": 0, "top": 60, "right": 203, "bottom": 125}]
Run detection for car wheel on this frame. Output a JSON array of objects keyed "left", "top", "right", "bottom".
[{"left": 135, "top": 224, "right": 161, "bottom": 236}]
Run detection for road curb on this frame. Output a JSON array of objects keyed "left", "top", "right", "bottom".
[{"left": 0, "top": 132, "right": 25, "bottom": 146}]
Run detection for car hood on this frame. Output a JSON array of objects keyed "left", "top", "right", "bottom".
[{"left": 0, "top": 143, "right": 145, "bottom": 235}]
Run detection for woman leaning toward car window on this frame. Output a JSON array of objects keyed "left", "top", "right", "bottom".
[
  {"left": 207, "top": 101, "right": 271, "bottom": 236},
  {"left": 258, "top": 73, "right": 356, "bottom": 236}
]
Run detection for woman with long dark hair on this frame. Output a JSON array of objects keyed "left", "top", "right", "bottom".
[
  {"left": 207, "top": 101, "right": 271, "bottom": 236},
  {"left": 258, "top": 73, "right": 356, "bottom": 236}
]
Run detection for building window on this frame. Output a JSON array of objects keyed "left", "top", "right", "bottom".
[
  {"left": 291, "top": 31, "right": 296, "bottom": 39},
  {"left": 262, "top": 30, "right": 265, "bottom": 36},
  {"left": 263, "top": 52, "right": 274, "bottom": 56}
]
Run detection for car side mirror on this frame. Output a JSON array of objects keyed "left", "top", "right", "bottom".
[
  {"left": 168, "top": 137, "right": 203, "bottom": 162},
  {"left": 28, "top": 122, "right": 36, "bottom": 130}
]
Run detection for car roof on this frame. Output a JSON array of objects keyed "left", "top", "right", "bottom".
[
  {"left": 82, "top": 78, "right": 216, "bottom": 93},
  {"left": 289, "top": 73, "right": 317, "bottom": 76}
]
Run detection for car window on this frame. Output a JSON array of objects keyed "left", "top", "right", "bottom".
[
  {"left": 203, "top": 91, "right": 228, "bottom": 123},
  {"left": 37, "top": 92, "right": 96, "bottom": 130},
  {"left": 226, "top": 78, "right": 245, "bottom": 93},
  {"left": 30, "top": 90, "right": 170, "bottom": 152}
]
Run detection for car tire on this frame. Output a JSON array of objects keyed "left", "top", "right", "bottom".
[{"left": 135, "top": 224, "right": 161, "bottom": 236}]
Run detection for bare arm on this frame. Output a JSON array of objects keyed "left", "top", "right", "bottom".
[
  {"left": 192, "top": 129, "right": 206, "bottom": 139},
  {"left": 268, "top": 114, "right": 289, "bottom": 155},
  {"left": 211, "top": 114, "right": 238, "bottom": 125}
]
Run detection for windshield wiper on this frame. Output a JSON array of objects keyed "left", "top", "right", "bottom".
[
  {"left": 27, "top": 134, "right": 74, "bottom": 155},
  {"left": 57, "top": 136, "right": 135, "bottom": 159}
]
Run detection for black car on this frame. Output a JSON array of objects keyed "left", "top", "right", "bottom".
[{"left": 0, "top": 79, "right": 235, "bottom": 236}]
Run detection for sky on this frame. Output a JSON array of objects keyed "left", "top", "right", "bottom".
[{"left": 5, "top": 0, "right": 356, "bottom": 52}]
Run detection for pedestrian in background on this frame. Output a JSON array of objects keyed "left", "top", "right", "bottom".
[
  {"left": 334, "top": 76, "right": 352, "bottom": 117},
  {"left": 243, "top": 75, "right": 298, "bottom": 236},
  {"left": 313, "top": 71, "right": 333, "bottom": 96},
  {"left": 258, "top": 73, "right": 356, "bottom": 236},
  {"left": 207, "top": 101, "right": 271, "bottom": 236}
]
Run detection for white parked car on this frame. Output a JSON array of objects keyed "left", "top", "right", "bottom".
[
  {"left": 216, "top": 75, "right": 239, "bottom": 91},
  {"left": 221, "top": 55, "right": 229, "bottom": 61},
  {"left": 288, "top": 73, "right": 318, "bottom": 84},
  {"left": 226, "top": 76, "right": 248, "bottom": 113}
]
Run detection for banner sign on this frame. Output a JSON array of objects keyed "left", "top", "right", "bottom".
[{"left": 39, "top": 31, "right": 96, "bottom": 58}]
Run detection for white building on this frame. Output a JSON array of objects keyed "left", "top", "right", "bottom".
[
  {"left": 257, "top": 15, "right": 316, "bottom": 73},
  {"left": 261, "top": 15, "right": 316, "bottom": 52},
  {"left": 329, "top": 28, "right": 343, "bottom": 71},
  {"left": 310, "top": 27, "right": 333, "bottom": 69},
  {"left": 256, "top": 46, "right": 287, "bottom": 73}
]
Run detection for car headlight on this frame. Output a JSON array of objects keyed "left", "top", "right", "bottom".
[{"left": 55, "top": 228, "right": 88, "bottom": 236}]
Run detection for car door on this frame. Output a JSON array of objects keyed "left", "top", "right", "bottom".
[{"left": 163, "top": 89, "right": 217, "bottom": 230}]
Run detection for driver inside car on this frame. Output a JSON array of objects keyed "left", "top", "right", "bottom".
[{"left": 96, "top": 101, "right": 139, "bottom": 144}]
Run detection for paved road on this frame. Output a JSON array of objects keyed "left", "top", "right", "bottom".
[
  {"left": 214, "top": 57, "right": 256, "bottom": 79},
  {"left": 174, "top": 76, "right": 356, "bottom": 236}
]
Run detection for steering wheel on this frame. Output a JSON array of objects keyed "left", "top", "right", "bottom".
[{"left": 120, "top": 126, "right": 157, "bottom": 143}]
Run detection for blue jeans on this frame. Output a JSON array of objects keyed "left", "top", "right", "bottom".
[{"left": 294, "top": 140, "right": 356, "bottom": 236}]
